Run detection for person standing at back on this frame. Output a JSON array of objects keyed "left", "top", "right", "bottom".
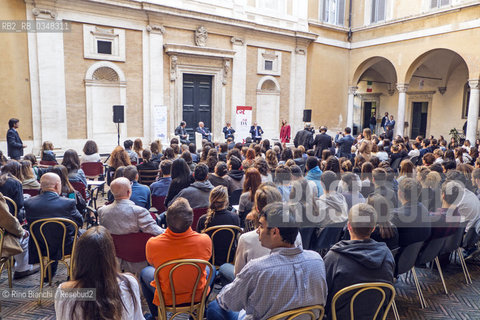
[
  {"left": 313, "top": 126, "right": 332, "bottom": 158},
  {"left": 6, "top": 118, "right": 26, "bottom": 160}
]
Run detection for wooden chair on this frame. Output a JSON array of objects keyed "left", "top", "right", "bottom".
[
  {"left": 154, "top": 259, "right": 214, "bottom": 320},
  {"left": 138, "top": 169, "right": 160, "bottom": 186},
  {"left": 0, "top": 228, "right": 13, "bottom": 288},
  {"left": 267, "top": 305, "right": 325, "bottom": 320},
  {"left": 331, "top": 282, "right": 396, "bottom": 320},
  {"left": 80, "top": 162, "right": 104, "bottom": 180},
  {"left": 29, "top": 218, "right": 79, "bottom": 302},
  {"left": 3, "top": 196, "right": 17, "bottom": 219},
  {"left": 202, "top": 225, "right": 242, "bottom": 268}
]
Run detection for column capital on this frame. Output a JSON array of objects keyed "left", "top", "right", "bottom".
[
  {"left": 468, "top": 79, "right": 480, "bottom": 89},
  {"left": 348, "top": 86, "right": 358, "bottom": 95},
  {"left": 396, "top": 83, "right": 409, "bottom": 93},
  {"left": 146, "top": 24, "right": 166, "bottom": 35}
]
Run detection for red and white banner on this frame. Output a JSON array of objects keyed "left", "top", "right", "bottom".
[{"left": 235, "top": 106, "right": 252, "bottom": 143}]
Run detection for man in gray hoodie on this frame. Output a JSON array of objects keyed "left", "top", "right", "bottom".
[
  {"left": 324, "top": 203, "right": 395, "bottom": 319},
  {"left": 172, "top": 163, "right": 213, "bottom": 208}
]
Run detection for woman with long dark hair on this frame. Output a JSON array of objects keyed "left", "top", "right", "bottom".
[
  {"left": 0, "top": 161, "right": 24, "bottom": 216},
  {"left": 55, "top": 226, "right": 142, "bottom": 319},
  {"left": 165, "top": 158, "right": 193, "bottom": 207},
  {"left": 62, "top": 149, "right": 87, "bottom": 187}
]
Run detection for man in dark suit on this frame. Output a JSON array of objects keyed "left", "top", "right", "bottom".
[
  {"left": 223, "top": 122, "right": 235, "bottom": 140},
  {"left": 196, "top": 121, "right": 211, "bottom": 141},
  {"left": 175, "top": 121, "right": 189, "bottom": 144},
  {"left": 250, "top": 122, "right": 264, "bottom": 143},
  {"left": 335, "top": 127, "right": 355, "bottom": 159},
  {"left": 25, "top": 173, "right": 83, "bottom": 278},
  {"left": 6, "top": 118, "right": 26, "bottom": 160},
  {"left": 380, "top": 112, "right": 389, "bottom": 133},
  {"left": 293, "top": 124, "right": 314, "bottom": 150},
  {"left": 313, "top": 126, "right": 332, "bottom": 158}
]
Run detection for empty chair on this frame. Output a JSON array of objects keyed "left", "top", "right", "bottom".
[
  {"left": 80, "top": 162, "right": 104, "bottom": 180},
  {"left": 441, "top": 221, "right": 471, "bottom": 285},
  {"left": 394, "top": 241, "right": 426, "bottom": 308}
]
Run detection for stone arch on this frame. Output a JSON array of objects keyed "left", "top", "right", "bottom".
[
  {"left": 257, "top": 75, "right": 280, "bottom": 91},
  {"left": 85, "top": 61, "right": 126, "bottom": 82},
  {"left": 352, "top": 56, "right": 398, "bottom": 86},
  {"left": 403, "top": 48, "right": 469, "bottom": 84},
  {"left": 256, "top": 76, "right": 281, "bottom": 140}
]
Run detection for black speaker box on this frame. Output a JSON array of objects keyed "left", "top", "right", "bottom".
[
  {"left": 113, "top": 105, "right": 124, "bottom": 123},
  {"left": 303, "top": 109, "right": 312, "bottom": 123}
]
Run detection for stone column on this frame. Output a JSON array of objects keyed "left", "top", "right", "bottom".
[
  {"left": 146, "top": 25, "right": 165, "bottom": 142},
  {"left": 346, "top": 86, "right": 357, "bottom": 129},
  {"left": 466, "top": 80, "right": 480, "bottom": 143},
  {"left": 231, "top": 37, "right": 246, "bottom": 125},
  {"left": 396, "top": 83, "right": 409, "bottom": 137}
]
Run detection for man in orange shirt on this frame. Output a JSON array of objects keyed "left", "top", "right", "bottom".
[{"left": 140, "top": 197, "right": 212, "bottom": 319}]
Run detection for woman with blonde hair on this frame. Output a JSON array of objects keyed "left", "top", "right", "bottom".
[
  {"left": 196, "top": 185, "right": 240, "bottom": 265},
  {"left": 20, "top": 160, "right": 40, "bottom": 190},
  {"left": 133, "top": 138, "right": 144, "bottom": 160},
  {"left": 107, "top": 146, "right": 131, "bottom": 185},
  {"left": 358, "top": 128, "right": 373, "bottom": 161}
]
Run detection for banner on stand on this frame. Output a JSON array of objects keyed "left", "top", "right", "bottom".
[
  {"left": 153, "top": 105, "right": 168, "bottom": 143},
  {"left": 235, "top": 106, "right": 252, "bottom": 143}
]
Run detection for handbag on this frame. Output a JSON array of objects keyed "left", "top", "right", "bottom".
[{"left": 1, "top": 231, "right": 23, "bottom": 258}]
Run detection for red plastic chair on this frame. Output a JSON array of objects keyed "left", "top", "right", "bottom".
[
  {"left": 81, "top": 162, "right": 104, "bottom": 180},
  {"left": 152, "top": 195, "right": 166, "bottom": 213},
  {"left": 70, "top": 181, "right": 88, "bottom": 201},
  {"left": 111, "top": 232, "right": 154, "bottom": 262},
  {"left": 23, "top": 189, "right": 40, "bottom": 197},
  {"left": 192, "top": 207, "right": 208, "bottom": 230}
]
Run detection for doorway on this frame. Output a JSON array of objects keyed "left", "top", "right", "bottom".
[
  {"left": 182, "top": 74, "right": 213, "bottom": 143},
  {"left": 362, "top": 101, "right": 377, "bottom": 130},
  {"left": 411, "top": 102, "right": 428, "bottom": 138}
]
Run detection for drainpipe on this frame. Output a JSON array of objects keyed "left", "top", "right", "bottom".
[{"left": 347, "top": 0, "right": 353, "bottom": 42}]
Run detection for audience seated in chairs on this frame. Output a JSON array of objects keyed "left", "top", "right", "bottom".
[
  {"left": 62, "top": 149, "right": 88, "bottom": 188},
  {"left": 20, "top": 160, "right": 40, "bottom": 190},
  {"left": 54, "top": 226, "right": 143, "bottom": 320},
  {"left": 50, "top": 165, "right": 87, "bottom": 215},
  {"left": 40, "top": 141, "right": 57, "bottom": 163},
  {"left": 140, "top": 198, "right": 212, "bottom": 320},
  {"left": 324, "top": 203, "right": 395, "bottom": 320},
  {"left": 106, "top": 146, "right": 131, "bottom": 185},
  {"left": 123, "top": 165, "right": 151, "bottom": 210},
  {"left": 25, "top": 172, "right": 83, "bottom": 279},
  {"left": 0, "top": 161, "right": 24, "bottom": 218},
  {"left": 0, "top": 193, "right": 39, "bottom": 280},
  {"left": 196, "top": 185, "right": 240, "bottom": 266},
  {"left": 80, "top": 140, "right": 101, "bottom": 164},
  {"left": 171, "top": 164, "right": 213, "bottom": 209},
  {"left": 207, "top": 202, "right": 327, "bottom": 320},
  {"left": 99, "top": 177, "right": 163, "bottom": 274},
  {"left": 137, "top": 149, "right": 159, "bottom": 171},
  {"left": 150, "top": 160, "right": 172, "bottom": 198},
  {"left": 391, "top": 178, "right": 432, "bottom": 250},
  {"left": 238, "top": 168, "right": 262, "bottom": 219},
  {"left": 164, "top": 158, "right": 194, "bottom": 208},
  {"left": 124, "top": 139, "right": 138, "bottom": 164},
  {"left": 317, "top": 171, "right": 348, "bottom": 227},
  {"left": 226, "top": 156, "right": 244, "bottom": 195},
  {"left": 208, "top": 162, "right": 229, "bottom": 188}
]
